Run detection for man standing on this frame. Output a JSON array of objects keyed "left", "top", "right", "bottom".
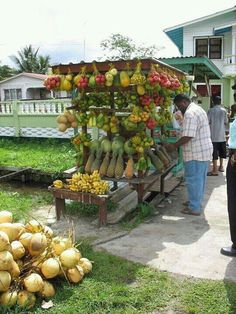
[
  {"left": 221, "top": 97, "right": 236, "bottom": 256},
  {"left": 165, "top": 94, "right": 213, "bottom": 216},
  {"left": 207, "top": 96, "right": 228, "bottom": 175}
]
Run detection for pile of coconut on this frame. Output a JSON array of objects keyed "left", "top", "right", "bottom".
[{"left": 0, "top": 210, "right": 92, "bottom": 310}]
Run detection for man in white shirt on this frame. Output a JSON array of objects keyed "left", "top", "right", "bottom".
[
  {"left": 165, "top": 94, "right": 213, "bottom": 216},
  {"left": 207, "top": 96, "right": 228, "bottom": 175}
]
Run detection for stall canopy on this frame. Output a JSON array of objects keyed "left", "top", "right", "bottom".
[{"left": 159, "top": 56, "right": 222, "bottom": 82}]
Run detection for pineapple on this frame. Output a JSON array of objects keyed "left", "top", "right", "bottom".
[
  {"left": 99, "top": 152, "right": 110, "bottom": 177},
  {"left": 85, "top": 149, "right": 96, "bottom": 174},
  {"left": 115, "top": 149, "right": 124, "bottom": 179},
  {"left": 106, "top": 151, "right": 118, "bottom": 178},
  {"left": 91, "top": 148, "right": 103, "bottom": 173}
]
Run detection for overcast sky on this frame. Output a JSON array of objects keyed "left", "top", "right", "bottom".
[{"left": 0, "top": 0, "right": 235, "bottom": 66}]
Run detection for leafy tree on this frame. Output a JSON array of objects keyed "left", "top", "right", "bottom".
[
  {"left": 10, "top": 45, "right": 50, "bottom": 74},
  {"left": 100, "top": 33, "right": 163, "bottom": 60},
  {"left": 0, "top": 63, "right": 16, "bottom": 81}
]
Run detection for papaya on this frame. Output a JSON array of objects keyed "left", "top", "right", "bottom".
[
  {"left": 120, "top": 71, "right": 130, "bottom": 87},
  {"left": 124, "top": 156, "right": 134, "bottom": 179}
]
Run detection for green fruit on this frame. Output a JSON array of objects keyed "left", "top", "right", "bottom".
[
  {"left": 101, "top": 139, "right": 112, "bottom": 153},
  {"left": 88, "top": 75, "right": 96, "bottom": 87},
  {"left": 124, "top": 140, "right": 136, "bottom": 156}
]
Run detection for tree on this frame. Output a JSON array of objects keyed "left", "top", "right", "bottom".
[
  {"left": 0, "top": 62, "right": 16, "bottom": 81},
  {"left": 100, "top": 33, "right": 163, "bottom": 60},
  {"left": 10, "top": 45, "right": 50, "bottom": 74}
]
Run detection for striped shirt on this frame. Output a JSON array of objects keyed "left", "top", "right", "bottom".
[{"left": 181, "top": 103, "right": 213, "bottom": 161}]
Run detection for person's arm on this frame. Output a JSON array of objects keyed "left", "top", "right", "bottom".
[
  {"left": 164, "top": 136, "right": 192, "bottom": 152},
  {"left": 230, "top": 151, "right": 236, "bottom": 166}
]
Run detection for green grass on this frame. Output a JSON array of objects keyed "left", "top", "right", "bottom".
[
  {"left": 0, "top": 183, "right": 53, "bottom": 220},
  {"left": 1, "top": 137, "right": 236, "bottom": 313},
  {"left": 0, "top": 243, "right": 235, "bottom": 314},
  {"left": 0, "top": 137, "right": 75, "bottom": 174}
]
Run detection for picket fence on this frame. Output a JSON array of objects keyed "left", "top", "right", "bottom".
[{"left": 0, "top": 99, "right": 75, "bottom": 138}]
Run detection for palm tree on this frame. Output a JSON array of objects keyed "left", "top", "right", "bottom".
[
  {"left": 0, "top": 62, "right": 16, "bottom": 81},
  {"left": 10, "top": 45, "right": 50, "bottom": 74}
]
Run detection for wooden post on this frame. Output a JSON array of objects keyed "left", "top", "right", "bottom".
[
  {"left": 98, "top": 199, "right": 107, "bottom": 227},
  {"left": 55, "top": 198, "right": 65, "bottom": 220}
]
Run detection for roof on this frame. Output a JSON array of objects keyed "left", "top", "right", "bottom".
[
  {"left": 159, "top": 56, "right": 223, "bottom": 82},
  {"left": 164, "top": 6, "right": 236, "bottom": 32},
  {"left": 164, "top": 6, "right": 236, "bottom": 54},
  {"left": 0, "top": 72, "right": 47, "bottom": 84},
  {"left": 51, "top": 58, "right": 186, "bottom": 77}
]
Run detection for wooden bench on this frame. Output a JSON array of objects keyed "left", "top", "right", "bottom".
[{"left": 48, "top": 186, "right": 110, "bottom": 227}]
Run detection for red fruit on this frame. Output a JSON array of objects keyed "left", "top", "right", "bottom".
[{"left": 146, "top": 118, "right": 157, "bottom": 129}]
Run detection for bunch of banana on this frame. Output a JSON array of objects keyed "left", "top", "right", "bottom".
[
  {"left": 53, "top": 180, "right": 64, "bottom": 189},
  {"left": 65, "top": 171, "right": 109, "bottom": 195}
]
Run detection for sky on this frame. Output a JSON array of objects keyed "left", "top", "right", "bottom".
[{"left": 0, "top": 0, "right": 235, "bottom": 66}]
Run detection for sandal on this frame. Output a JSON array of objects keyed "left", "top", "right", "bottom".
[
  {"left": 218, "top": 167, "right": 224, "bottom": 172},
  {"left": 207, "top": 172, "right": 218, "bottom": 176},
  {"left": 181, "top": 208, "right": 201, "bottom": 216}
]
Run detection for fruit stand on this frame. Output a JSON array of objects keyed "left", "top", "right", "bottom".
[{"left": 46, "top": 58, "right": 189, "bottom": 225}]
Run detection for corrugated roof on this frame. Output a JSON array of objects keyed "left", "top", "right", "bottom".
[{"left": 51, "top": 58, "right": 187, "bottom": 77}]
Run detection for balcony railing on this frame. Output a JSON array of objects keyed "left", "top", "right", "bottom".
[
  {"left": 223, "top": 54, "right": 236, "bottom": 77},
  {"left": 224, "top": 54, "right": 236, "bottom": 65}
]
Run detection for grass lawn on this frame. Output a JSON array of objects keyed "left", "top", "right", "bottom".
[
  {"left": 0, "top": 243, "right": 235, "bottom": 314},
  {"left": 0, "top": 187, "right": 236, "bottom": 314},
  {"left": 1, "top": 137, "right": 236, "bottom": 313},
  {"left": 0, "top": 137, "right": 76, "bottom": 174},
  {"left": 0, "top": 183, "right": 53, "bottom": 221}
]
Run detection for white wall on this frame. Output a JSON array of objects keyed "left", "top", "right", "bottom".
[
  {"left": 0, "top": 75, "right": 45, "bottom": 100},
  {"left": 0, "top": 75, "right": 66, "bottom": 100},
  {"left": 183, "top": 11, "right": 236, "bottom": 72}
]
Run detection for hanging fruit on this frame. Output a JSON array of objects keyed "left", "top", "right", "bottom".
[
  {"left": 130, "top": 62, "right": 146, "bottom": 85},
  {"left": 77, "top": 66, "right": 89, "bottom": 89},
  {"left": 92, "top": 63, "right": 105, "bottom": 86},
  {"left": 43, "top": 75, "right": 61, "bottom": 90}
]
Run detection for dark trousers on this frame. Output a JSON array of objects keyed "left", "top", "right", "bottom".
[{"left": 226, "top": 154, "right": 236, "bottom": 247}]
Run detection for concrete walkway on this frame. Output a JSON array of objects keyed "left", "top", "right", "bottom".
[{"left": 96, "top": 162, "right": 236, "bottom": 282}]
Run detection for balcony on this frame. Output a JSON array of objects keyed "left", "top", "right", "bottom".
[{"left": 223, "top": 54, "right": 236, "bottom": 77}]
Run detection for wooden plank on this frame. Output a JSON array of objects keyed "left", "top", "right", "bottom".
[
  {"left": 149, "top": 177, "right": 182, "bottom": 194},
  {"left": 0, "top": 167, "right": 31, "bottom": 181},
  {"left": 63, "top": 166, "right": 78, "bottom": 175}
]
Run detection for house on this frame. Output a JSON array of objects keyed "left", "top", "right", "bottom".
[
  {"left": 0, "top": 72, "right": 67, "bottom": 101},
  {"left": 161, "top": 6, "right": 236, "bottom": 109}
]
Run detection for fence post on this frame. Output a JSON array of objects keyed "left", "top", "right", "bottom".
[{"left": 12, "top": 101, "right": 20, "bottom": 137}]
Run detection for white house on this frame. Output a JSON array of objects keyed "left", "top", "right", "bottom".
[
  {"left": 162, "top": 6, "right": 236, "bottom": 108},
  {"left": 0, "top": 72, "right": 67, "bottom": 101}
]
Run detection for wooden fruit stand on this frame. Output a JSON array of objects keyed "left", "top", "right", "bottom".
[{"left": 47, "top": 58, "right": 188, "bottom": 226}]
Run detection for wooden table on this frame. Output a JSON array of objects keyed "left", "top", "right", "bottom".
[{"left": 48, "top": 186, "right": 110, "bottom": 227}]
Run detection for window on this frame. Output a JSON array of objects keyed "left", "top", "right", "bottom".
[
  {"left": 4, "top": 89, "right": 22, "bottom": 100},
  {"left": 195, "top": 37, "right": 222, "bottom": 59},
  {"left": 196, "top": 84, "right": 222, "bottom": 97}
]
